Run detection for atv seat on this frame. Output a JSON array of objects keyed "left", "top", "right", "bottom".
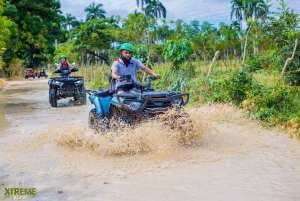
[
  {"left": 117, "top": 91, "right": 182, "bottom": 99},
  {"left": 92, "top": 89, "right": 110, "bottom": 97}
]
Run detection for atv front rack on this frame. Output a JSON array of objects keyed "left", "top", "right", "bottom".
[
  {"left": 50, "top": 76, "right": 84, "bottom": 81},
  {"left": 116, "top": 92, "right": 189, "bottom": 112}
]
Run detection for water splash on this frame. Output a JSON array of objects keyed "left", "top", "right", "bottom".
[{"left": 55, "top": 108, "right": 205, "bottom": 156}]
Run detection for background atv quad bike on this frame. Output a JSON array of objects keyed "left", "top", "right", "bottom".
[
  {"left": 48, "top": 63, "right": 86, "bottom": 107},
  {"left": 25, "top": 68, "right": 35, "bottom": 79},
  {"left": 38, "top": 68, "right": 48, "bottom": 78},
  {"left": 87, "top": 75, "right": 189, "bottom": 133}
]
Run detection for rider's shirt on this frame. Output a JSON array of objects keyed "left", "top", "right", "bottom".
[
  {"left": 61, "top": 61, "right": 69, "bottom": 68},
  {"left": 111, "top": 57, "right": 143, "bottom": 87}
]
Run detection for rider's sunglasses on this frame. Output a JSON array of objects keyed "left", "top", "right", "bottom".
[{"left": 123, "top": 51, "right": 132, "bottom": 55}]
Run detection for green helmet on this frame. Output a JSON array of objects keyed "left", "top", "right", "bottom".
[
  {"left": 60, "top": 54, "right": 67, "bottom": 59},
  {"left": 119, "top": 43, "right": 134, "bottom": 52}
]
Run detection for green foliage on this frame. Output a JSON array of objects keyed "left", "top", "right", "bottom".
[
  {"left": 121, "top": 13, "right": 148, "bottom": 44},
  {"left": 3, "top": 0, "right": 64, "bottom": 68},
  {"left": 246, "top": 84, "right": 300, "bottom": 124},
  {"left": 71, "top": 18, "right": 114, "bottom": 51},
  {"left": 134, "top": 44, "right": 150, "bottom": 64},
  {"left": 163, "top": 39, "right": 193, "bottom": 69},
  {"left": 54, "top": 41, "right": 79, "bottom": 64},
  {"left": 0, "top": 6, "right": 14, "bottom": 49},
  {"left": 210, "top": 70, "right": 253, "bottom": 104},
  {"left": 258, "top": 2, "right": 300, "bottom": 85},
  {"left": 151, "top": 64, "right": 195, "bottom": 91},
  {"left": 246, "top": 56, "right": 264, "bottom": 72}
]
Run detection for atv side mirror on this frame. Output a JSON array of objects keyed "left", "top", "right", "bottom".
[
  {"left": 71, "top": 62, "right": 76, "bottom": 68},
  {"left": 55, "top": 63, "right": 59, "bottom": 67},
  {"left": 54, "top": 69, "right": 62, "bottom": 73}
]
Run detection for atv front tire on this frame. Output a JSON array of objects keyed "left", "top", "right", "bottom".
[
  {"left": 75, "top": 86, "right": 86, "bottom": 105},
  {"left": 48, "top": 88, "right": 51, "bottom": 104},
  {"left": 50, "top": 89, "right": 57, "bottom": 107},
  {"left": 79, "top": 86, "right": 86, "bottom": 105},
  {"left": 88, "top": 109, "right": 108, "bottom": 133}
]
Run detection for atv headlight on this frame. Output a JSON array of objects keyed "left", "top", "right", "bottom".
[
  {"left": 173, "top": 97, "right": 183, "bottom": 106},
  {"left": 75, "top": 80, "right": 83, "bottom": 85},
  {"left": 123, "top": 101, "right": 142, "bottom": 111},
  {"left": 52, "top": 80, "right": 63, "bottom": 87}
]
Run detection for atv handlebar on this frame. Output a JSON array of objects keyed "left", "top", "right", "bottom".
[
  {"left": 119, "top": 74, "right": 157, "bottom": 91},
  {"left": 54, "top": 68, "right": 79, "bottom": 74}
]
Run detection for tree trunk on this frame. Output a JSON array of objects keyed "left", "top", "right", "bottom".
[
  {"left": 242, "top": 24, "right": 252, "bottom": 67},
  {"left": 207, "top": 51, "right": 220, "bottom": 77},
  {"left": 279, "top": 39, "right": 298, "bottom": 81},
  {"left": 81, "top": 50, "right": 85, "bottom": 67}
]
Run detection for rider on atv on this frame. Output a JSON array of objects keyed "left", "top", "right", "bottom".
[
  {"left": 110, "top": 43, "right": 160, "bottom": 94},
  {"left": 57, "top": 54, "right": 72, "bottom": 70}
]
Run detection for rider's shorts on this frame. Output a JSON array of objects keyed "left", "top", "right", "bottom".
[{"left": 116, "top": 84, "right": 134, "bottom": 93}]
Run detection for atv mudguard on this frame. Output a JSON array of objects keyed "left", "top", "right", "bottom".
[{"left": 89, "top": 93, "right": 112, "bottom": 115}]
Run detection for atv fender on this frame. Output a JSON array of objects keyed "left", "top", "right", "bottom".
[{"left": 89, "top": 94, "right": 112, "bottom": 115}]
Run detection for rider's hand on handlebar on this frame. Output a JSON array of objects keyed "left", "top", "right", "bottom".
[
  {"left": 153, "top": 73, "right": 160, "bottom": 79},
  {"left": 114, "top": 75, "right": 121, "bottom": 80}
]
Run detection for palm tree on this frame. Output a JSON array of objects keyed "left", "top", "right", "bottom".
[
  {"left": 231, "top": 0, "right": 268, "bottom": 29},
  {"left": 230, "top": 20, "right": 241, "bottom": 30},
  {"left": 84, "top": 2, "right": 106, "bottom": 21},
  {"left": 243, "top": 0, "right": 268, "bottom": 21},
  {"left": 62, "top": 14, "right": 79, "bottom": 32},
  {"left": 243, "top": 0, "right": 268, "bottom": 55},
  {"left": 144, "top": 0, "right": 167, "bottom": 19},
  {"left": 231, "top": 0, "right": 244, "bottom": 30},
  {"left": 108, "top": 15, "right": 120, "bottom": 28},
  {"left": 136, "top": 0, "right": 150, "bottom": 8}
]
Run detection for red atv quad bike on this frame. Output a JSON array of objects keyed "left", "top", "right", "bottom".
[{"left": 25, "top": 68, "right": 35, "bottom": 79}]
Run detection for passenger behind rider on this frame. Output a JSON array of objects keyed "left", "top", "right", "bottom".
[{"left": 111, "top": 43, "right": 160, "bottom": 94}]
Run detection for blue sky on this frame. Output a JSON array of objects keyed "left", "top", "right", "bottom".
[{"left": 60, "top": 0, "right": 300, "bottom": 26}]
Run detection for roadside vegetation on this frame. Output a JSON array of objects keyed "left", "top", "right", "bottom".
[{"left": 0, "top": 0, "right": 300, "bottom": 136}]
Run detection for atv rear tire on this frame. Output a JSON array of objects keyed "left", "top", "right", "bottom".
[
  {"left": 50, "top": 89, "right": 57, "bottom": 107},
  {"left": 88, "top": 109, "right": 108, "bottom": 133}
]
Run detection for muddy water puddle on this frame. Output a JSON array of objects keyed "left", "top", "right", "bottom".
[{"left": 0, "top": 79, "right": 300, "bottom": 200}]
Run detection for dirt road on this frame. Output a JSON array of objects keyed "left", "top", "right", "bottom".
[{"left": 0, "top": 78, "right": 300, "bottom": 201}]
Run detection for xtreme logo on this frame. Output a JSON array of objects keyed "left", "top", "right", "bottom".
[{"left": 4, "top": 188, "right": 36, "bottom": 196}]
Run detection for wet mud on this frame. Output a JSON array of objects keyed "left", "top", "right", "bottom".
[{"left": 0, "top": 78, "right": 300, "bottom": 201}]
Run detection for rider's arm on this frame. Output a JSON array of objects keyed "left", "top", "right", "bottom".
[
  {"left": 67, "top": 62, "right": 72, "bottom": 68},
  {"left": 57, "top": 64, "right": 61, "bottom": 69},
  {"left": 141, "top": 65, "right": 160, "bottom": 78},
  {"left": 111, "top": 69, "right": 121, "bottom": 80}
]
